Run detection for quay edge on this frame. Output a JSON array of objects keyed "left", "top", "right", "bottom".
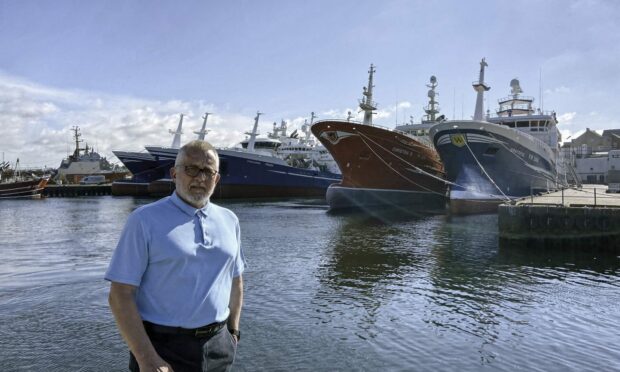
[
  {"left": 44, "top": 184, "right": 112, "bottom": 197},
  {"left": 498, "top": 204, "right": 620, "bottom": 248}
]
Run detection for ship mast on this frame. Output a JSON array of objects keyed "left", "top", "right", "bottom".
[
  {"left": 169, "top": 113, "right": 184, "bottom": 149},
  {"left": 246, "top": 111, "right": 262, "bottom": 152},
  {"left": 472, "top": 58, "right": 490, "bottom": 121},
  {"left": 303, "top": 112, "right": 317, "bottom": 142},
  {"left": 71, "top": 126, "right": 84, "bottom": 159},
  {"left": 424, "top": 76, "right": 439, "bottom": 121},
  {"left": 359, "top": 64, "right": 377, "bottom": 125},
  {"left": 194, "top": 112, "right": 211, "bottom": 141}
]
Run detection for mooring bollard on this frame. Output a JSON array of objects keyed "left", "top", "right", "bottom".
[{"left": 594, "top": 188, "right": 597, "bottom": 207}]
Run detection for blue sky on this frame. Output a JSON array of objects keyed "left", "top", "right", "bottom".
[{"left": 1, "top": 0, "right": 619, "bottom": 167}]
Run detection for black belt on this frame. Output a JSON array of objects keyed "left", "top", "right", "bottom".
[{"left": 143, "top": 320, "right": 227, "bottom": 338}]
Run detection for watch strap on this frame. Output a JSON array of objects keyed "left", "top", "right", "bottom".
[{"left": 228, "top": 328, "right": 240, "bottom": 340}]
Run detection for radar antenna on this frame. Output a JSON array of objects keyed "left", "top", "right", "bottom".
[
  {"left": 510, "top": 78, "right": 522, "bottom": 98},
  {"left": 424, "top": 75, "right": 440, "bottom": 121}
]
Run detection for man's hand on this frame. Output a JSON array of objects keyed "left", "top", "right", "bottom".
[
  {"left": 138, "top": 354, "right": 174, "bottom": 372},
  {"left": 109, "top": 282, "right": 169, "bottom": 372}
]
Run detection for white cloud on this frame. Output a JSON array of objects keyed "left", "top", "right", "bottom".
[
  {"left": 0, "top": 74, "right": 260, "bottom": 168},
  {"left": 544, "top": 86, "right": 571, "bottom": 95},
  {"left": 557, "top": 112, "right": 577, "bottom": 125}
]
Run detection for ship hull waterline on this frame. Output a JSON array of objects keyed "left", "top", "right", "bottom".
[
  {"left": 143, "top": 147, "right": 341, "bottom": 199},
  {"left": 326, "top": 184, "right": 447, "bottom": 213},
  {"left": 142, "top": 179, "right": 335, "bottom": 199}
]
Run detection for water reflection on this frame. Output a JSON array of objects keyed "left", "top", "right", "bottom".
[
  {"left": 498, "top": 239, "right": 620, "bottom": 274},
  {"left": 2, "top": 198, "right": 619, "bottom": 371},
  {"left": 313, "top": 209, "right": 441, "bottom": 339},
  {"left": 424, "top": 214, "right": 514, "bottom": 363}
]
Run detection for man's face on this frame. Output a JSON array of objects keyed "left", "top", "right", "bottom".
[{"left": 171, "top": 149, "right": 220, "bottom": 208}]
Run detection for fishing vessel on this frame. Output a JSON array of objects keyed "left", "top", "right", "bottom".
[
  {"left": 146, "top": 112, "right": 341, "bottom": 198},
  {"left": 111, "top": 151, "right": 163, "bottom": 183},
  {"left": 266, "top": 114, "right": 340, "bottom": 175},
  {"left": 429, "top": 58, "right": 568, "bottom": 214},
  {"left": 0, "top": 160, "right": 49, "bottom": 199},
  {"left": 113, "top": 113, "right": 191, "bottom": 183},
  {"left": 311, "top": 65, "right": 447, "bottom": 211}
]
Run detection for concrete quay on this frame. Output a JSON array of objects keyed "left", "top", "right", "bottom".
[
  {"left": 44, "top": 184, "right": 112, "bottom": 197},
  {"left": 498, "top": 185, "right": 620, "bottom": 248}
]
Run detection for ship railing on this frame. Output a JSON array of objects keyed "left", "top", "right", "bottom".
[
  {"left": 497, "top": 103, "right": 532, "bottom": 111},
  {"left": 497, "top": 95, "right": 535, "bottom": 103},
  {"left": 423, "top": 104, "right": 441, "bottom": 112},
  {"left": 357, "top": 98, "right": 378, "bottom": 109},
  {"left": 515, "top": 185, "right": 620, "bottom": 208},
  {"left": 317, "top": 119, "right": 415, "bottom": 138},
  {"left": 471, "top": 80, "right": 490, "bottom": 86},
  {"left": 487, "top": 110, "right": 556, "bottom": 119}
]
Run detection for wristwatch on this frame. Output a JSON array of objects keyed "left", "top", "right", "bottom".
[{"left": 228, "top": 328, "right": 240, "bottom": 340}]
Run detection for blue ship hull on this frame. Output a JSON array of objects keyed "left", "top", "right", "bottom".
[
  {"left": 146, "top": 147, "right": 341, "bottom": 198},
  {"left": 431, "top": 122, "right": 562, "bottom": 205},
  {"left": 113, "top": 151, "right": 169, "bottom": 183}
]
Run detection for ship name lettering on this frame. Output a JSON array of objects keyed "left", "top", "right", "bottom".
[
  {"left": 509, "top": 148, "right": 525, "bottom": 158},
  {"left": 392, "top": 147, "right": 411, "bottom": 156}
]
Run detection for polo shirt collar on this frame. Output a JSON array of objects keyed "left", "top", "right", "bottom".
[{"left": 170, "top": 191, "right": 211, "bottom": 217}]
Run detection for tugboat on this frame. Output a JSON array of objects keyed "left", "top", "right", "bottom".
[
  {"left": 429, "top": 58, "right": 568, "bottom": 214},
  {"left": 0, "top": 160, "right": 49, "bottom": 199},
  {"left": 311, "top": 65, "right": 447, "bottom": 211}
]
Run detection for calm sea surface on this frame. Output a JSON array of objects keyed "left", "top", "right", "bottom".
[{"left": 1, "top": 196, "right": 619, "bottom": 371}]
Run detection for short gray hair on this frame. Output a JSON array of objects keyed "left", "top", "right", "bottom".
[{"left": 175, "top": 140, "right": 219, "bottom": 167}]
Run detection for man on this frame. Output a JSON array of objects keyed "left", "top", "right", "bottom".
[{"left": 106, "top": 140, "right": 245, "bottom": 372}]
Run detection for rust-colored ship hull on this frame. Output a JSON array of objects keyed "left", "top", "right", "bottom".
[
  {"left": 0, "top": 178, "right": 49, "bottom": 199},
  {"left": 311, "top": 120, "right": 448, "bottom": 211}
]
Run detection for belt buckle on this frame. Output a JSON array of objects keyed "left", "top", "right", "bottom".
[
  {"left": 195, "top": 327, "right": 211, "bottom": 337},
  {"left": 194, "top": 324, "right": 217, "bottom": 338}
]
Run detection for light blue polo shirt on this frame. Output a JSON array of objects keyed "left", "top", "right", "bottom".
[{"left": 105, "top": 192, "right": 246, "bottom": 328}]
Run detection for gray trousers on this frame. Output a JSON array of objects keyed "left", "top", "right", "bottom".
[{"left": 129, "top": 326, "right": 237, "bottom": 372}]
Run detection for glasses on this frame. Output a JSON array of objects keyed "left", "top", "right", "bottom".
[{"left": 178, "top": 165, "right": 218, "bottom": 178}]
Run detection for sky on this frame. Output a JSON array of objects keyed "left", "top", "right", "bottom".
[{"left": 1, "top": 0, "right": 619, "bottom": 168}]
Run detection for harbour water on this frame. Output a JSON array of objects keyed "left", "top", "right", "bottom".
[{"left": 1, "top": 196, "right": 619, "bottom": 371}]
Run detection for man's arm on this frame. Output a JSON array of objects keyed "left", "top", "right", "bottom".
[
  {"left": 227, "top": 275, "right": 244, "bottom": 341},
  {"left": 108, "top": 282, "right": 173, "bottom": 371}
]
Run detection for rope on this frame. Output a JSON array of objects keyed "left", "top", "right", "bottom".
[
  {"left": 356, "top": 130, "right": 449, "bottom": 185},
  {"left": 357, "top": 129, "right": 514, "bottom": 200},
  {"left": 355, "top": 132, "right": 446, "bottom": 196},
  {"left": 460, "top": 132, "right": 512, "bottom": 202}
]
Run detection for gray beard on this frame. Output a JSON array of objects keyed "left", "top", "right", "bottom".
[{"left": 177, "top": 189, "right": 210, "bottom": 207}]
